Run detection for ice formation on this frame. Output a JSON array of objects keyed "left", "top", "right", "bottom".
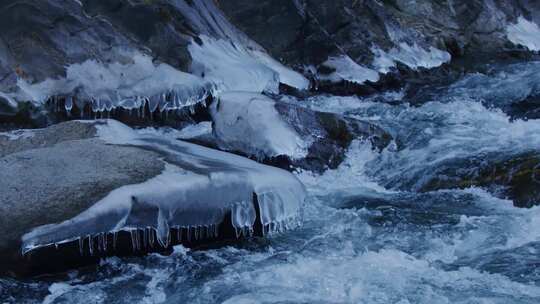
[
  {"left": 319, "top": 55, "right": 380, "bottom": 85},
  {"left": 372, "top": 43, "right": 451, "bottom": 73},
  {"left": 210, "top": 92, "right": 308, "bottom": 159},
  {"left": 507, "top": 16, "right": 540, "bottom": 51},
  {"left": 189, "top": 36, "right": 308, "bottom": 93},
  {"left": 180, "top": 0, "right": 308, "bottom": 92},
  {"left": 21, "top": 120, "right": 306, "bottom": 254},
  {"left": 14, "top": 51, "right": 215, "bottom": 113}
]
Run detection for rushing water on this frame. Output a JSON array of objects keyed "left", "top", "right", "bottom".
[{"left": 2, "top": 62, "right": 540, "bottom": 304}]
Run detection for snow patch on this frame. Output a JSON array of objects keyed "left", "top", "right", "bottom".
[
  {"left": 507, "top": 16, "right": 540, "bottom": 51},
  {"left": 210, "top": 92, "right": 308, "bottom": 159}
]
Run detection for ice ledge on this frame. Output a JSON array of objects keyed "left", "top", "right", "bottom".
[
  {"left": 507, "top": 16, "right": 540, "bottom": 52},
  {"left": 21, "top": 120, "right": 306, "bottom": 255}
]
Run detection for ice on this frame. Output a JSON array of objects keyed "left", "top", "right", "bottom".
[
  {"left": 210, "top": 92, "right": 308, "bottom": 159},
  {"left": 319, "top": 55, "right": 380, "bottom": 85},
  {"left": 507, "top": 16, "right": 540, "bottom": 51},
  {"left": 189, "top": 36, "right": 309, "bottom": 94},
  {"left": 189, "top": 36, "right": 280, "bottom": 94},
  {"left": 372, "top": 43, "right": 451, "bottom": 73},
  {"left": 14, "top": 51, "right": 214, "bottom": 110},
  {"left": 21, "top": 120, "right": 306, "bottom": 254},
  {"left": 175, "top": 0, "right": 308, "bottom": 92}
]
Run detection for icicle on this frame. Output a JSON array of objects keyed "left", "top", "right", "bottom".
[
  {"left": 177, "top": 227, "right": 182, "bottom": 243},
  {"left": 149, "top": 229, "right": 155, "bottom": 247},
  {"left": 79, "top": 236, "right": 84, "bottom": 256},
  {"left": 113, "top": 232, "right": 118, "bottom": 251},
  {"left": 88, "top": 235, "right": 94, "bottom": 256},
  {"left": 130, "top": 230, "right": 137, "bottom": 251},
  {"left": 65, "top": 96, "right": 73, "bottom": 112}
]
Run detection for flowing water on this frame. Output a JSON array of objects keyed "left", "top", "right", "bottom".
[{"left": 2, "top": 61, "right": 540, "bottom": 303}]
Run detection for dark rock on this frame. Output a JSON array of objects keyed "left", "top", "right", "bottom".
[{"left": 417, "top": 152, "right": 540, "bottom": 208}]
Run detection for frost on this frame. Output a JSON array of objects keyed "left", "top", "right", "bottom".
[
  {"left": 21, "top": 120, "right": 306, "bottom": 254},
  {"left": 372, "top": 43, "right": 451, "bottom": 73},
  {"left": 319, "top": 55, "right": 380, "bottom": 84},
  {"left": 14, "top": 51, "right": 214, "bottom": 111},
  {"left": 210, "top": 92, "right": 308, "bottom": 159},
  {"left": 507, "top": 16, "right": 540, "bottom": 52}
]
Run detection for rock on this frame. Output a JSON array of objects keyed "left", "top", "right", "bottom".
[
  {"left": 218, "top": 0, "right": 540, "bottom": 96},
  {"left": 209, "top": 92, "right": 391, "bottom": 172},
  {"left": 0, "top": 121, "right": 165, "bottom": 274},
  {"left": 0, "top": 120, "right": 306, "bottom": 276},
  {"left": 416, "top": 152, "right": 540, "bottom": 208}
]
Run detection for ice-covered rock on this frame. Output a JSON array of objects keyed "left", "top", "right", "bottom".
[
  {"left": 210, "top": 92, "right": 392, "bottom": 172},
  {"left": 0, "top": 120, "right": 306, "bottom": 274},
  {"left": 507, "top": 16, "right": 540, "bottom": 52},
  {"left": 0, "top": 0, "right": 308, "bottom": 115}
]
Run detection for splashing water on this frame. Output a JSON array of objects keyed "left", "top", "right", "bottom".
[{"left": 3, "top": 62, "right": 540, "bottom": 304}]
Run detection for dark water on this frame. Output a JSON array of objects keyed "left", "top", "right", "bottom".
[{"left": 2, "top": 61, "right": 540, "bottom": 304}]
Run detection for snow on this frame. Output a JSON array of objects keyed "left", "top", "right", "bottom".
[
  {"left": 507, "top": 16, "right": 540, "bottom": 52},
  {"left": 189, "top": 36, "right": 309, "bottom": 94},
  {"left": 14, "top": 51, "right": 214, "bottom": 111},
  {"left": 210, "top": 92, "right": 308, "bottom": 159},
  {"left": 372, "top": 43, "right": 451, "bottom": 73},
  {"left": 319, "top": 55, "right": 380, "bottom": 84},
  {"left": 21, "top": 120, "right": 306, "bottom": 254}
]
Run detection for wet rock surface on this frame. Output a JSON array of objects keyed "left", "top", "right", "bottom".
[{"left": 417, "top": 152, "right": 540, "bottom": 208}]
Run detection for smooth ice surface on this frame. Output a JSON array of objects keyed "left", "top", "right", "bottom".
[
  {"left": 210, "top": 92, "right": 308, "bottom": 159},
  {"left": 21, "top": 120, "right": 306, "bottom": 253},
  {"left": 320, "top": 55, "right": 380, "bottom": 84},
  {"left": 507, "top": 17, "right": 540, "bottom": 51},
  {"left": 15, "top": 51, "right": 213, "bottom": 110},
  {"left": 372, "top": 43, "right": 451, "bottom": 73}
]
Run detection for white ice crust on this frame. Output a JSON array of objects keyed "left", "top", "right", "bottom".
[
  {"left": 373, "top": 43, "right": 451, "bottom": 73},
  {"left": 15, "top": 51, "right": 214, "bottom": 111},
  {"left": 189, "top": 36, "right": 309, "bottom": 93},
  {"left": 180, "top": 0, "right": 308, "bottom": 92},
  {"left": 320, "top": 55, "right": 380, "bottom": 85},
  {"left": 21, "top": 120, "right": 306, "bottom": 254},
  {"left": 210, "top": 92, "right": 308, "bottom": 159},
  {"left": 507, "top": 16, "right": 540, "bottom": 52},
  {"left": 319, "top": 43, "right": 450, "bottom": 85}
]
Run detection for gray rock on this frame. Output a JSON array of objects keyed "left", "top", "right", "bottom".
[{"left": 0, "top": 122, "right": 165, "bottom": 274}]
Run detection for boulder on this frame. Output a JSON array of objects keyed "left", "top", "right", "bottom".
[
  {"left": 0, "top": 120, "right": 306, "bottom": 275},
  {"left": 209, "top": 92, "right": 392, "bottom": 172},
  {"left": 415, "top": 152, "right": 540, "bottom": 208}
]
